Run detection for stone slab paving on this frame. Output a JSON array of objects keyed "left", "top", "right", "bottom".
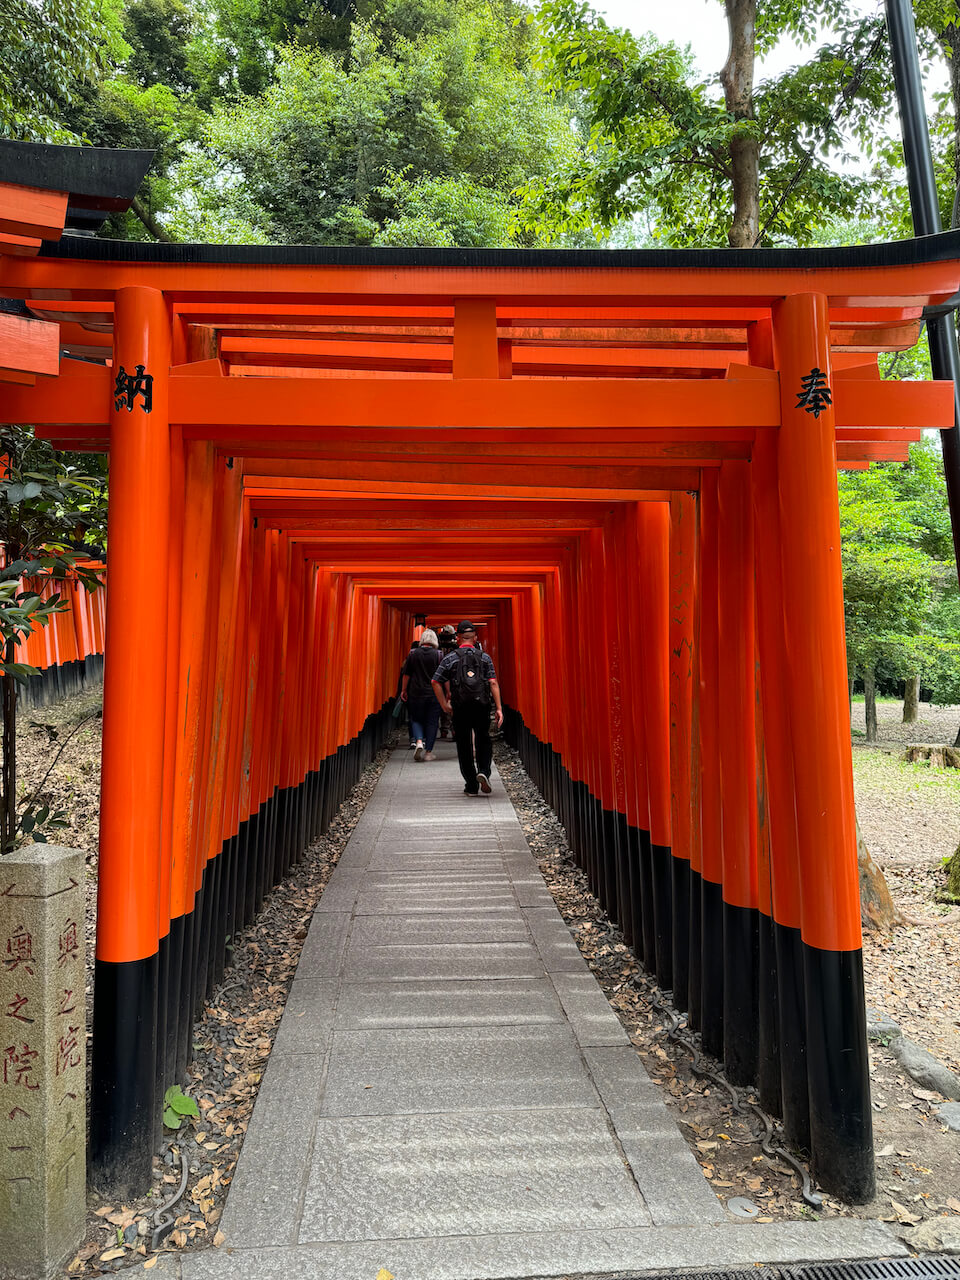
[{"left": 181, "top": 742, "right": 904, "bottom": 1280}]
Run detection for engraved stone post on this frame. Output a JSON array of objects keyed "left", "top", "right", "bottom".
[{"left": 0, "top": 846, "right": 85, "bottom": 1279}]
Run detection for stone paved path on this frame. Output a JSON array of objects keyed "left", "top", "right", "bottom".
[{"left": 181, "top": 743, "right": 901, "bottom": 1280}]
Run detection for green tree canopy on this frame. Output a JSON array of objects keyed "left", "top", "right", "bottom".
[
  {"left": 165, "top": 0, "right": 576, "bottom": 245},
  {"left": 0, "top": 0, "right": 130, "bottom": 140},
  {"left": 839, "top": 437, "right": 959, "bottom": 704}
]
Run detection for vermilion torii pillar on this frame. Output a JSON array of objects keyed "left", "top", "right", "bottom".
[
  {"left": 90, "top": 286, "right": 172, "bottom": 1196},
  {"left": 772, "top": 292, "right": 873, "bottom": 1203}
]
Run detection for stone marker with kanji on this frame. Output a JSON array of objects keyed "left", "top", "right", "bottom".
[{"left": 0, "top": 846, "right": 85, "bottom": 1280}]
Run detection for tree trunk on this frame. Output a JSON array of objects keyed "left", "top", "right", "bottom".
[
  {"left": 902, "top": 674, "right": 920, "bottom": 723},
  {"left": 848, "top": 675, "right": 854, "bottom": 724},
  {"left": 863, "top": 668, "right": 878, "bottom": 742},
  {"left": 1, "top": 638, "right": 17, "bottom": 854},
  {"left": 722, "top": 0, "right": 760, "bottom": 247},
  {"left": 857, "top": 816, "right": 903, "bottom": 930},
  {"left": 903, "top": 743, "right": 960, "bottom": 768}
]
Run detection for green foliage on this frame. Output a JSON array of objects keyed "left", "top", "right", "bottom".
[
  {"left": 125, "top": 0, "right": 197, "bottom": 91},
  {"left": 18, "top": 803, "right": 70, "bottom": 844},
  {"left": 839, "top": 436, "right": 960, "bottom": 705},
  {"left": 163, "top": 1084, "right": 199, "bottom": 1129},
  {"left": 0, "top": 0, "right": 130, "bottom": 141},
  {"left": 373, "top": 173, "right": 515, "bottom": 247},
  {"left": 0, "top": 428, "right": 106, "bottom": 854},
  {"left": 167, "top": 1, "right": 575, "bottom": 246},
  {"left": 517, "top": 0, "right": 891, "bottom": 246}
]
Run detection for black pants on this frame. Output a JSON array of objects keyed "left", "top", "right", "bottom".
[{"left": 453, "top": 701, "right": 492, "bottom": 792}]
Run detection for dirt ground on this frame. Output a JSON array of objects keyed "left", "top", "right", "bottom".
[
  {"left": 10, "top": 689, "right": 960, "bottom": 1268},
  {"left": 850, "top": 699, "right": 960, "bottom": 1075}
]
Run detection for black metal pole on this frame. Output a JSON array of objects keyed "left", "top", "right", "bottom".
[{"left": 886, "top": 0, "right": 960, "bottom": 576}]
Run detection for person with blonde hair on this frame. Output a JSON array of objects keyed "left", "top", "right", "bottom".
[{"left": 400, "top": 629, "right": 443, "bottom": 760}]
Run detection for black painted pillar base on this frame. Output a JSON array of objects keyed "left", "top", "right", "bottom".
[
  {"left": 90, "top": 953, "right": 159, "bottom": 1198},
  {"left": 687, "top": 868, "right": 703, "bottom": 1030},
  {"left": 803, "top": 944, "right": 875, "bottom": 1203},
  {"left": 651, "top": 842, "right": 673, "bottom": 989},
  {"left": 637, "top": 828, "right": 656, "bottom": 974},
  {"left": 615, "top": 811, "right": 634, "bottom": 947},
  {"left": 774, "top": 920, "right": 810, "bottom": 1150},
  {"left": 700, "top": 877, "right": 724, "bottom": 1059},
  {"left": 757, "top": 910, "right": 782, "bottom": 1118},
  {"left": 164, "top": 914, "right": 184, "bottom": 1088},
  {"left": 154, "top": 932, "right": 170, "bottom": 1150},
  {"left": 601, "top": 807, "right": 619, "bottom": 925},
  {"left": 176, "top": 908, "right": 195, "bottom": 1079},
  {"left": 721, "top": 900, "right": 759, "bottom": 1087},
  {"left": 671, "top": 856, "right": 691, "bottom": 1012}
]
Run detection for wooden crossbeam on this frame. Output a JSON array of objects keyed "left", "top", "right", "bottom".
[
  {"left": 6, "top": 254, "right": 960, "bottom": 309},
  {"left": 219, "top": 335, "right": 734, "bottom": 375},
  {"left": 0, "top": 311, "right": 59, "bottom": 376}
]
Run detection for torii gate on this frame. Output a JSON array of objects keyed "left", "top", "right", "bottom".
[{"left": 1, "top": 142, "right": 957, "bottom": 1206}]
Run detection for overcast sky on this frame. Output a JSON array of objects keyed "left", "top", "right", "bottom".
[
  {"left": 592, "top": 0, "right": 923, "bottom": 85},
  {"left": 599, "top": 0, "right": 730, "bottom": 75}
]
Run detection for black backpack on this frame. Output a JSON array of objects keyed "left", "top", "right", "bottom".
[{"left": 452, "top": 646, "right": 490, "bottom": 704}]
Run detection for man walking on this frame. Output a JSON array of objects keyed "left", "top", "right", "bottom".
[{"left": 432, "top": 621, "right": 504, "bottom": 795}]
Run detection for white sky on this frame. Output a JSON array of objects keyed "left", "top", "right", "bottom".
[
  {"left": 599, "top": 0, "right": 730, "bottom": 76},
  {"left": 597, "top": 0, "right": 946, "bottom": 93},
  {"left": 597, "top": 0, "right": 882, "bottom": 78}
]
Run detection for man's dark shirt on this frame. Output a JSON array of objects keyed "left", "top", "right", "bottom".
[
  {"left": 434, "top": 644, "right": 496, "bottom": 698},
  {"left": 403, "top": 645, "right": 442, "bottom": 698}
]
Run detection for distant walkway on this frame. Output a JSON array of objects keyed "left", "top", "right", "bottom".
[{"left": 182, "top": 744, "right": 900, "bottom": 1280}]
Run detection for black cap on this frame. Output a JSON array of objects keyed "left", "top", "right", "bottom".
[{"left": 456, "top": 619, "right": 476, "bottom": 633}]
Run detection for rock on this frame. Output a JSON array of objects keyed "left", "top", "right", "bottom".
[
  {"left": 935, "top": 1102, "right": 960, "bottom": 1131},
  {"left": 866, "top": 1007, "right": 901, "bottom": 1040},
  {"left": 123, "top": 1222, "right": 139, "bottom": 1245},
  {"left": 902, "top": 1216, "right": 960, "bottom": 1254},
  {"left": 892, "top": 1036, "right": 960, "bottom": 1100}
]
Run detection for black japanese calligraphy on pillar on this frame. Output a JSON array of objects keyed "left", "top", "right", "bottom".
[
  {"left": 113, "top": 364, "right": 154, "bottom": 414},
  {"left": 796, "top": 367, "right": 832, "bottom": 419}
]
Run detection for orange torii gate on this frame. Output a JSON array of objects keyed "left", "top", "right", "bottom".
[{"left": 1, "top": 144, "right": 957, "bottom": 1206}]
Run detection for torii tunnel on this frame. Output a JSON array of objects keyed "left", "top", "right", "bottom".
[{"left": 3, "top": 162, "right": 959, "bottom": 1207}]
